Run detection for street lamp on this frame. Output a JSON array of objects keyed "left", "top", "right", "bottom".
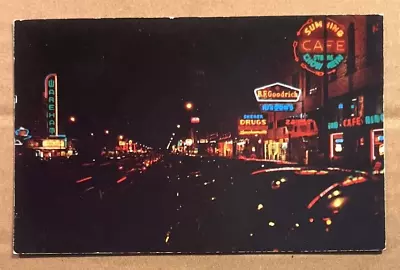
[
  {"left": 185, "top": 102, "right": 193, "bottom": 111},
  {"left": 90, "top": 132, "right": 94, "bottom": 136},
  {"left": 119, "top": 135, "right": 124, "bottom": 140},
  {"left": 172, "top": 133, "right": 175, "bottom": 136},
  {"left": 69, "top": 116, "right": 76, "bottom": 123},
  {"left": 105, "top": 129, "right": 110, "bottom": 135},
  {"left": 177, "top": 124, "right": 181, "bottom": 129}
]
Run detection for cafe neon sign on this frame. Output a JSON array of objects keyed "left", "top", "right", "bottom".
[
  {"left": 293, "top": 17, "right": 347, "bottom": 76},
  {"left": 44, "top": 73, "right": 59, "bottom": 136},
  {"left": 328, "top": 114, "right": 384, "bottom": 130}
]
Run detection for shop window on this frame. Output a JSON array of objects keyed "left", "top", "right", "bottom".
[
  {"left": 347, "top": 22, "right": 356, "bottom": 74},
  {"left": 350, "top": 96, "right": 364, "bottom": 117},
  {"left": 371, "top": 129, "right": 384, "bottom": 161},
  {"left": 277, "top": 119, "right": 286, "bottom": 128},
  {"left": 330, "top": 132, "right": 344, "bottom": 159},
  {"left": 306, "top": 72, "right": 321, "bottom": 96},
  {"left": 329, "top": 73, "right": 337, "bottom": 82}
]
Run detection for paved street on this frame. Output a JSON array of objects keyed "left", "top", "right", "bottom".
[{"left": 14, "top": 153, "right": 384, "bottom": 254}]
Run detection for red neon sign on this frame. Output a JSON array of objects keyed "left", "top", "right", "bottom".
[
  {"left": 343, "top": 117, "right": 363, "bottom": 127},
  {"left": 191, "top": 117, "right": 200, "bottom": 124},
  {"left": 293, "top": 17, "right": 347, "bottom": 77}
]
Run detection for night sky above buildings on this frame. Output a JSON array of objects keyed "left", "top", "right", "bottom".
[{"left": 14, "top": 17, "right": 309, "bottom": 148}]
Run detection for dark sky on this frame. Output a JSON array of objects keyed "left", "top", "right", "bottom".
[{"left": 14, "top": 16, "right": 306, "bottom": 148}]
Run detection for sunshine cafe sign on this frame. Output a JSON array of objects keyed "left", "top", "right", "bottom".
[
  {"left": 293, "top": 17, "right": 347, "bottom": 76},
  {"left": 254, "top": 82, "right": 301, "bottom": 103}
]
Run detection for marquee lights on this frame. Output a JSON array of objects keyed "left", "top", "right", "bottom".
[
  {"left": 42, "top": 138, "right": 66, "bottom": 149},
  {"left": 293, "top": 17, "right": 347, "bottom": 76}
]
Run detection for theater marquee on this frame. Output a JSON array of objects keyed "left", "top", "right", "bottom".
[{"left": 293, "top": 17, "right": 347, "bottom": 76}]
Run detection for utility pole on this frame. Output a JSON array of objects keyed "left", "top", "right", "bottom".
[{"left": 321, "top": 15, "right": 330, "bottom": 165}]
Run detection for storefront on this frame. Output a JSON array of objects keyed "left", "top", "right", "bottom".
[
  {"left": 237, "top": 114, "right": 268, "bottom": 159},
  {"left": 265, "top": 126, "right": 289, "bottom": 161},
  {"left": 327, "top": 89, "right": 384, "bottom": 169},
  {"left": 217, "top": 140, "right": 234, "bottom": 158}
]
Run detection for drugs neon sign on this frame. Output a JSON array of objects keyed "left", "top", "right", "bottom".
[
  {"left": 293, "top": 17, "right": 347, "bottom": 76},
  {"left": 44, "top": 74, "right": 58, "bottom": 136}
]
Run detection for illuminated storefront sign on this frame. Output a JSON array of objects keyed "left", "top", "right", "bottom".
[
  {"left": 293, "top": 17, "right": 347, "bottom": 76},
  {"left": 239, "top": 119, "right": 267, "bottom": 126},
  {"left": 343, "top": 116, "right": 363, "bottom": 127},
  {"left": 238, "top": 116, "right": 267, "bottom": 136},
  {"left": 254, "top": 82, "right": 301, "bottom": 103},
  {"left": 185, "top": 139, "right": 194, "bottom": 146},
  {"left": 239, "top": 130, "right": 267, "bottom": 136},
  {"left": 15, "top": 127, "right": 32, "bottom": 140},
  {"left": 243, "top": 114, "right": 264, "bottom": 119},
  {"left": 44, "top": 74, "right": 58, "bottom": 136},
  {"left": 219, "top": 133, "right": 232, "bottom": 141},
  {"left": 330, "top": 132, "right": 344, "bottom": 158},
  {"left": 371, "top": 128, "right": 384, "bottom": 162},
  {"left": 14, "top": 139, "right": 23, "bottom": 146},
  {"left": 42, "top": 138, "right": 66, "bottom": 149},
  {"left": 328, "top": 113, "right": 383, "bottom": 130},
  {"left": 208, "top": 133, "right": 219, "bottom": 141},
  {"left": 260, "top": 103, "right": 295, "bottom": 112},
  {"left": 191, "top": 117, "right": 200, "bottom": 124},
  {"left": 365, "top": 114, "right": 384, "bottom": 125}
]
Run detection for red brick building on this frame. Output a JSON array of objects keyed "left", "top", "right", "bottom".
[{"left": 262, "top": 15, "right": 383, "bottom": 168}]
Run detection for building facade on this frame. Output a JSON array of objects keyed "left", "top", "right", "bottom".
[{"left": 263, "top": 15, "right": 383, "bottom": 168}]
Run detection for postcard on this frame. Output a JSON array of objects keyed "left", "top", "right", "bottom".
[{"left": 13, "top": 15, "right": 384, "bottom": 255}]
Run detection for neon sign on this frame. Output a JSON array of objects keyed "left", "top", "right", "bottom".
[
  {"left": 191, "top": 117, "right": 200, "bottom": 124},
  {"left": 365, "top": 114, "right": 384, "bottom": 125},
  {"left": 254, "top": 82, "right": 301, "bottom": 103},
  {"left": 260, "top": 103, "right": 295, "bottom": 112},
  {"left": 293, "top": 18, "right": 347, "bottom": 76},
  {"left": 239, "top": 119, "right": 267, "bottom": 126},
  {"left": 239, "top": 130, "right": 267, "bottom": 136},
  {"left": 44, "top": 74, "right": 58, "bottom": 136},
  {"left": 243, "top": 114, "right": 263, "bottom": 119},
  {"left": 328, "top": 122, "right": 339, "bottom": 130},
  {"left": 42, "top": 138, "right": 66, "bottom": 149},
  {"left": 343, "top": 116, "right": 363, "bottom": 127},
  {"left": 238, "top": 116, "right": 267, "bottom": 136},
  {"left": 15, "top": 127, "right": 32, "bottom": 140},
  {"left": 328, "top": 113, "right": 383, "bottom": 130}
]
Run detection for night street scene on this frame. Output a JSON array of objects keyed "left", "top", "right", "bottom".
[{"left": 13, "top": 15, "right": 384, "bottom": 255}]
